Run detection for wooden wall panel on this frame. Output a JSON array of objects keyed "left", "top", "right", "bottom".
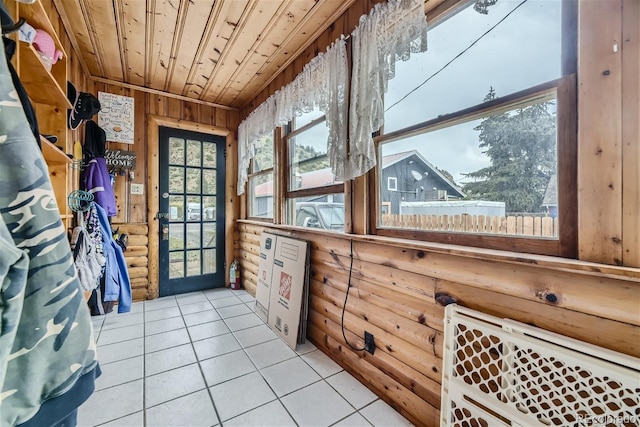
[
  {"left": 578, "top": 0, "right": 623, "bottom": 265},
  {"left": 237, "top": 221, "right": 640, "bottom": 427},
  {"left": 622, "top": 0, "right": 640, "bottom": 267}
]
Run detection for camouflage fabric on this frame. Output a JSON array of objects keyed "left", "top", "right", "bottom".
[{"left": 0, "top": 42, "right": 98, "bottom": 425}]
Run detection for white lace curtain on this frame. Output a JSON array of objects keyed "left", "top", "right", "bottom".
[
  {"left": 237, "top": 37, "right": 348, "bottom": 195},
  {"left": 348, "top": 0, "right": 428, "bottom": 179},
  {"left": 237, "top": 0, "right": 428, "bottom": 194}
]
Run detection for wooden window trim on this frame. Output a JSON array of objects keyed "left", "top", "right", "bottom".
[
  {"left": 246, "top": 130, "right": 276, "bottom": 222},
  {"left": 370, "top": 74, "right": 577, "bottom": 258}
]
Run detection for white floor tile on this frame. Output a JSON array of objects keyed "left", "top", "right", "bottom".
[
  {"left": 233, "top": 324, "right": 278, "bottom": 348},
  {"left": 145, "top": 317, "right": 186, "bottom": 336},
  {"left": 260, "top": 357, "right": 321, "bottom": 397},
  {"left": 127, "top": 302, "right": 145, "bottom": 314},
  {"left": 281, "top": 380, "right": 354, "bottom": 426},
  {"left": 188, "top": 320, "right": 231, "bottom": 341},
  {"left": 200, "top": 349, "right": 256, "bottom": 386},
  {"left": 217, "top": 303, "right": 252, "bottom": 319},
  {"left": 302, "top": 349, "right": 343, "bottom": 378},
  {"left": 224, "top": 312, "right": 263, "bottom": 331},
  {"left": 145, "top": 297, "right": 178, "bottom": 311},
  {"left": 180, "top": 300, "right": 214, "bottom": 315},
  {"left": 145, "top": 328, "right": 190, "bottom": 353},
  {"left": 224, "top": 400, "right": 296, "bottom": 427},
  {"left": 236, "top": 293, "right": 255, "bottom": 303},
  {"left": 78, "top": 380, "right": 143, "bottom": 426},
  {"left": 100, "top": 410, "right": 143, "bottom": 426},
  {"left": 244, "top": 302, "right": 257, "bottom": 313},
  {"left": 145, "top": 389, "right": 219, "bottom": 427},
  {"left": 211, "top": 296, "right": 243, "bottom": 309},
  {"left": 244, "top": 338, "right": 297, "bottom": 369},
  {"left": 95, "top": 356, "right": 143, "bottom": 391},
  {"left": 193, "top": 333, "right": 242, "bottom": 361},
  {"left": 184, "top": 309, "right": 221, "bottom": 327},
  {"left": 145, "top": 306, "right": 182, "bottom": 322},
  {"left": 145, "top": 343, "right": 197, "bottom": 376},
  {"left": 333, "top": 412, "right": 372, "bottom": 426},
  {"left": 144, "top": 363, "right": 206, "bottom": 408},
  {"left": 101, "top": 312, "right": 144, "bottom": 330},
  {"left": 204, "top": 288, "right": 235, "bottom": 300},
  {"left": 97, "top": 338, "right": 143, "bottom": 365},
  {"left": 295, "top": 341, "right": 317, "bottom": 355},
  {"left": 359, "top": 400, "right": 413, "bottom": 427},
  {"left": 98, "top": 324, "right": 144, "bottom": 346},
  {"left": 209, "top": 372, "right": 276, "bottom": 421},
  {"left": 176, "top": 292, "right": 209, "bottom": 305},
  {"left": 327, "top": 371, "right": 378, "bottom": 410}
]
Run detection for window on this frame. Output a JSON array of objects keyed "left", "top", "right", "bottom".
[
  {"left": 285, "top": 110, "right": 345, "bottom": 232},
  {"left": 248, "top": 133, "right": 275, "bottom": 219},
  {"left": 388, "top": 177, "right": 398, "bottom": 191},
  {"left": 375, "top": 0, "right": 576, "bottom": 256}
]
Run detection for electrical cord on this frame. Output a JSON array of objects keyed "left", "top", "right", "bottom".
[
  {"left": 385, "top": 0, "right": 529, "bottom": 113},
  {"left": 341, "top": 238, "right": 366, "bottom": 352}
]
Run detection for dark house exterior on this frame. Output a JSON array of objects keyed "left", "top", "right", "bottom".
[
  {"left": 381, "top": 150, "right": 464, "bottom": 214},
  {"left": 253, "top": 150, "right": 463, "bottom": 216}
]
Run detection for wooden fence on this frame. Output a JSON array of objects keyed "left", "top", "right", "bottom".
[{"left": 381, "top": 214, "right": 559, "bottom": 237}]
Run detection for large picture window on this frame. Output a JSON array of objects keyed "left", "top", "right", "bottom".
[
  {"left": 285, "top": 111, "right": 345, "bottom": 232},
  {"left": 375, "top": 0, "right": 576, "bottom": 256}
]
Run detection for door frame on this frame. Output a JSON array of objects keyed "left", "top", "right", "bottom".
[{"left": 147, "top": 115, "right": 237, "bottom": 299}]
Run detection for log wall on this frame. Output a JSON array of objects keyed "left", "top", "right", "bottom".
[{"left": 237, "top": 222, "right": 640, "bottom": 427}]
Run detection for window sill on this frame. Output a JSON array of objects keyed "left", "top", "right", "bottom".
[{"left": 236, "top": 219, "right": 640, "bottom": 280}]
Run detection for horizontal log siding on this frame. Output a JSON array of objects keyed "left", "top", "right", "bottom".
[{"left": 237, "top": 222, "right": 640, "bottom": 427}]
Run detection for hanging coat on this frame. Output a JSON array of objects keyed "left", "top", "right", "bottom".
[{"left": 84, "top": 157, "right": 117, "bottom": 216}]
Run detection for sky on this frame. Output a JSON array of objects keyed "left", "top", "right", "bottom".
[{"left": 293, "top": 0, "right": 563, "bottom": 185}]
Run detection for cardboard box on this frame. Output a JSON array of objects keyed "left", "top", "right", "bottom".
[
  {"left": 267, "top": 236, "right": 309, "bottom": 350},
  {"left": 255, "top": 232, "right": 277, "bottom": 323}
]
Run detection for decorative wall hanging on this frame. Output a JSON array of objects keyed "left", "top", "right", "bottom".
[{"left": 98, "top": 92, "right": 135, "bottom": 144}]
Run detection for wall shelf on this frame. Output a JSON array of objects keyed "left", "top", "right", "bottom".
[
  {"left": 20, "top": 44, "right": 71, "bottom": 108},
  {"left": 41, "top": 135, "right": 71, "bottom": 164}
]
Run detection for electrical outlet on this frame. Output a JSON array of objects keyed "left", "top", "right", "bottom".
[{"left": 364, "top": 331, "right": 375, "bottom": 355}]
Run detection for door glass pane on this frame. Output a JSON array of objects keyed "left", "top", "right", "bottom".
[
  {"left": 186, "top": 196, "right": 201, "bottom": 222},
  {"left": 186, "top": 223, "right": 200, "bottom": 249},
  {"left": 203, "top": 223, "right": 216, "bottom": 248},
  {"left": 203, "top": 196, "right": 216, "bottom": 221},
  {"left": 169, "top": 167, "right": 184, "bottom": 193},
  {"left": 169, "top": 252, "right": 184, "bottom": 278},
  {"left": 186, "top": 250, "right": 201, "bottom": 277},
  {"left": 203, "top": 249, "right": 216, "bottom": 274},
  {"left": 203, "top": 170, "right": 216, "bottom": 194},
  {"left": 203, "top": 142, "right": 217, "bottom": 168},
  {"left": 169, "top": 137, "right": 185, "bottom": 164},
  {"left": 187, "top": 139, "right": 201, "bottom": 167},
  {"left": 169, "top": 224, "right": 184, "bottom": 250},
  {"left": 169, "top": 195, "right": 184, "bottom": 221},
  {"left": 186, "top": 168, "right": 201, "bottom": 193}
]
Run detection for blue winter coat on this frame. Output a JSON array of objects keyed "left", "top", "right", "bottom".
[{"left": 95, "top": 204, "right": 131, "bottom": 313}]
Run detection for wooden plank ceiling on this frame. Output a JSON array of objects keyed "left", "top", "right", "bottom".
[{"left": 56, "top": 0, "right": 357, "bottom": 109}]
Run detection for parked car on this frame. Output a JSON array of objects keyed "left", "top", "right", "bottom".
[{"left": 295, "top": 202, "right": 344, "bottom": 231}]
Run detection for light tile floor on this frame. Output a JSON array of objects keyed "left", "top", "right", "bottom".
[{"left": 78, "top": 288, "right": 413, "bottom": 427}]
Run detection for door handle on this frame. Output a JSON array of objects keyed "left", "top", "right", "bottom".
[
  {"left": 155, "top": 212, "right": 169, "bottom": 220},
  {"left": 160, "top": 224, "right": 169, "bottom": 241}
]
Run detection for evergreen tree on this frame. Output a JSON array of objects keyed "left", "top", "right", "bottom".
[{"left": 463, "top": 88, "right": 557, "bottom": 213}]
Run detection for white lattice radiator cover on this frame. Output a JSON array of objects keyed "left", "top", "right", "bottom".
[{"left": 441, "top": 305, "right": 640, "bottom": 427}]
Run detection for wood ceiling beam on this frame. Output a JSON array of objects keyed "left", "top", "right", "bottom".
[
  {"left": 180, "top": 1, "right": 223, "bottom": 97},
  {"left": 51, "top": 0, "right": 90, "bottom": 78},
  {"left": 163, "top": 0, "right": 190, "bottom": 92},
  {"left": 145, "top": 0, "right": 156, "bottom": 87},
  {"left": 90, "top": 76, "right": 238, "bottom": 111},
  {"left": 213, "top": 0, "right": 294, "bottom": 103},
  {"left": 198, "top": 0, "right": 261, "bottom": 101},
  {"left": 114, "top": 0, "right": 129, "bottom": 83},
  {"left": 238, "top": 0, "right": 357, "bottom": 110}
]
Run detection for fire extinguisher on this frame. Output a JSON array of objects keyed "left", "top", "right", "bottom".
[{"left": 230, "top": 260, "right": 240, "bottom": 290}]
